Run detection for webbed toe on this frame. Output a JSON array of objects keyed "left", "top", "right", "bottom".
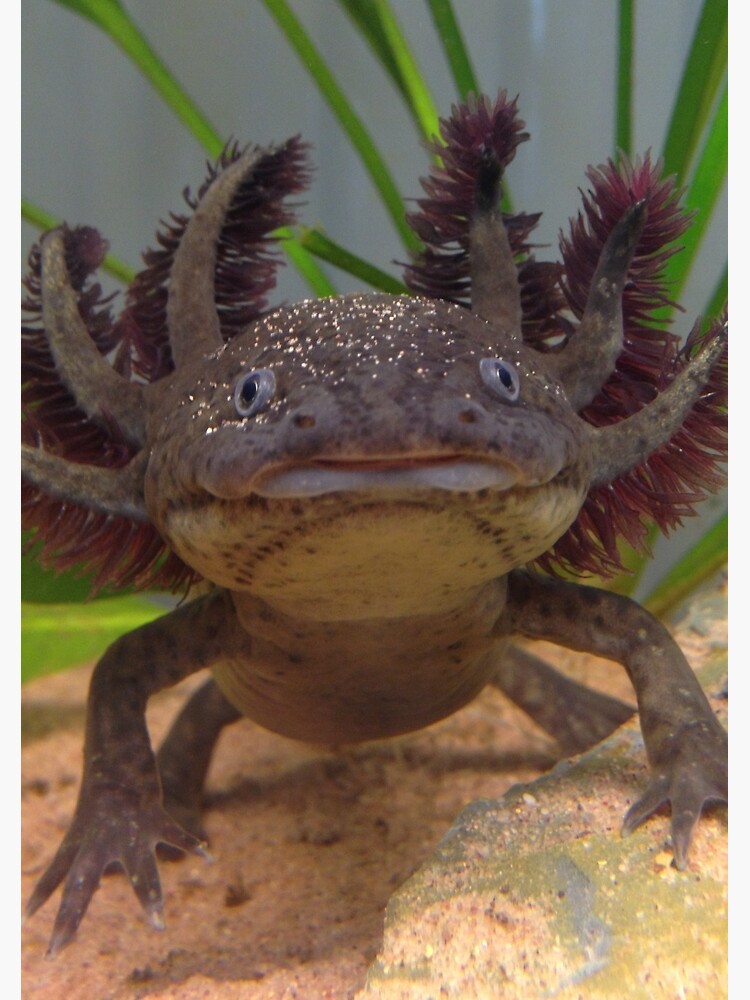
[{"left": 623, "top": 718, "right": 727, "bottom": 868}]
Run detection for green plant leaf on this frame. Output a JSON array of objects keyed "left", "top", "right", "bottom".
[
  {"left": 299, "top": 228, "right": 409, "bottom": 293},
  {"left": 644, "top": 513, "right": 727, "bottom": 618},
  {"left": 50, "top": 0, "right": 224, "bottom": 157},
  {"left": 663, "top": 81, "right": 727, "bottom": 299},
  {"left": 615, "top": 0, "right": 634, "bottom": 156},
  {"left": 22, "top": 596, "right": 166, "bottom": 682},
  {"left": 370, "top": 0, "right": 441, "bottom": 142},
  {"left": 334, "top": 0, "right": 412, "bottom": 105},
  {"left": 426, "top": 0, "right": 478, "bottom": 100},
  {"left": 662, "top": 0, "right": 727, "bottom": 183},
  {"left": 259, "top": 0, "right": 420, "bottom": 253},
  {"left": 276, "top": 227, "right": 338, "bottom": 297}
]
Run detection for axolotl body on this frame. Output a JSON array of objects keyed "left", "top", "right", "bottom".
[{"left": 22, "top": 94, "right": 727, "bottom": 955}]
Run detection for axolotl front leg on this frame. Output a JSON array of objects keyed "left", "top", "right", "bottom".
[
  {"left": 499, "top": 570, "right": 727, "bottom": 865},
  {"left": 24, "top": 589, "right": 245, "bottom": 956}
]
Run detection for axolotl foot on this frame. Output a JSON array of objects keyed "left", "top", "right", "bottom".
[
  {"left": 622, "top": 716, "right": 728, "bottom": 868},
  {"left": 24, "top": 780, "right": 210, "bottom": 957},
  {"left": 23, "top": 594, "right": 237, "bottom": 956},
  {"left": 502, "top": 571, "right": 727, "bottom": 869}
]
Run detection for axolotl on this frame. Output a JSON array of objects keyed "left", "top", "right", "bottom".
[{"left": 22, "top": 94, "right": 727, "bottom": 956}]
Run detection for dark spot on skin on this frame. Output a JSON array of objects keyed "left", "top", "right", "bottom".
[
  {"left": 458, "top": 409, "right": 477, "bottom": 424},
  {"left": 294, "top": 413, "right": 316, "bottom": 429}
]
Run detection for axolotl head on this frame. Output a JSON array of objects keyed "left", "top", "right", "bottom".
[
  {"left": 22, "top": 135, "right": 725, "bottom": 615},
  {"left": 144, "top": 292, "right": 590, "bottom": 619}
]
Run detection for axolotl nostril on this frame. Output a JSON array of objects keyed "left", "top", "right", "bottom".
[{"left": 21, "top": 92, "right": 727, "bottom": 956}]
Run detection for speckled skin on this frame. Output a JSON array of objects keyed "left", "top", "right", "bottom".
[
  {"left": 22, "top": 152, "right": 727, "bottom": 957},
  {"left": 146, "top": 295, "right": 588, "bottom": 616}
]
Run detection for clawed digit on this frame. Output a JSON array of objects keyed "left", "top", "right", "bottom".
[
  {"left": 26, "top": 792, "right": 208, "bottom": 956},
  {"left": 622, "top": 723, "right": 727, "bottom": 869}
]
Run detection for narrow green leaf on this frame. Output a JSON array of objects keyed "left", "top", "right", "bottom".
[
  {"left": 334, "top": 0, "right": 412, "bottom": 105},
  {"left": 644, "top": 513, "right": 727, "bottom": 618},
  {"left": 276, "top": 227, "right": 338, "bottom": 297},
  {"left": 275, "top": 234, "right": 338, "bottom": 296},
  {"left": 299, "top": 228, "right": 409, "bottom": 293},
  {"left": 662, "top": 0, "right": 727, "bottom": 182},
  {"left": 371, "top": 0, "right": 441, "bottom": 142},
  {"left": 22, "top": 199, "right": 59, "bottom": 234},
  {"left": 664, "top": 81, "right": 727, "bottom": 299},
  {"left": 22, "top": 198, "right": 136, "bottom": 284},
  {"left": 260, "top": 0, "right": 420, "bottom": 253},
  {"left": 22, "top": 596, "right": 165, "bottom": 681},
  {"left": 615, "top": 0, "right": 634, "bottom": 156},
  {"left": 50, "top": 0, "right": 224, "bottom": 157},
  {"left": 425, "top": 0, "right": 478, "bottom": 100}
]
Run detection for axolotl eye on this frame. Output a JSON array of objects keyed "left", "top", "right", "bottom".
[
  {"left": 479, "top": 358, "right": 520, "bottom": 403},
  {"left": 234, "top": 368, "right": 276, "bottom": 418}
]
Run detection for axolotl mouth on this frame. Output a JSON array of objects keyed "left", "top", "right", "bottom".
[{"left": 251, "top": 455, "right": 520, "bottom": 498}]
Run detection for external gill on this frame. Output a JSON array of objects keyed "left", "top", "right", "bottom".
[
  {"left": 166, "top": 150, "right": 261, "bottom": 368},
  {"left": 588, "top": 321, "right": 727, "bottom": 487},
  {"left": 548, "top": 200, "right": 647, "bottom": 411},
  {"left": 166, "top": 139, "right": 311, "bottom": 369},
  {"left": 469, "top": 148, "right": 522, "bottom": 337},
  {"left": 22, "top": 446, "right": 148, "bottom": 521},
  {"left": 468, "top": 150, "right": 647, "bottom": 402},
  {"left": 39, "top": 230, "right": 146, "bottom": 447}
]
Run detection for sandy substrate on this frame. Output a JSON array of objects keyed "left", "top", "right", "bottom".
[{"left": 22, "top": 596, "right": 720, "bottom": 999}]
